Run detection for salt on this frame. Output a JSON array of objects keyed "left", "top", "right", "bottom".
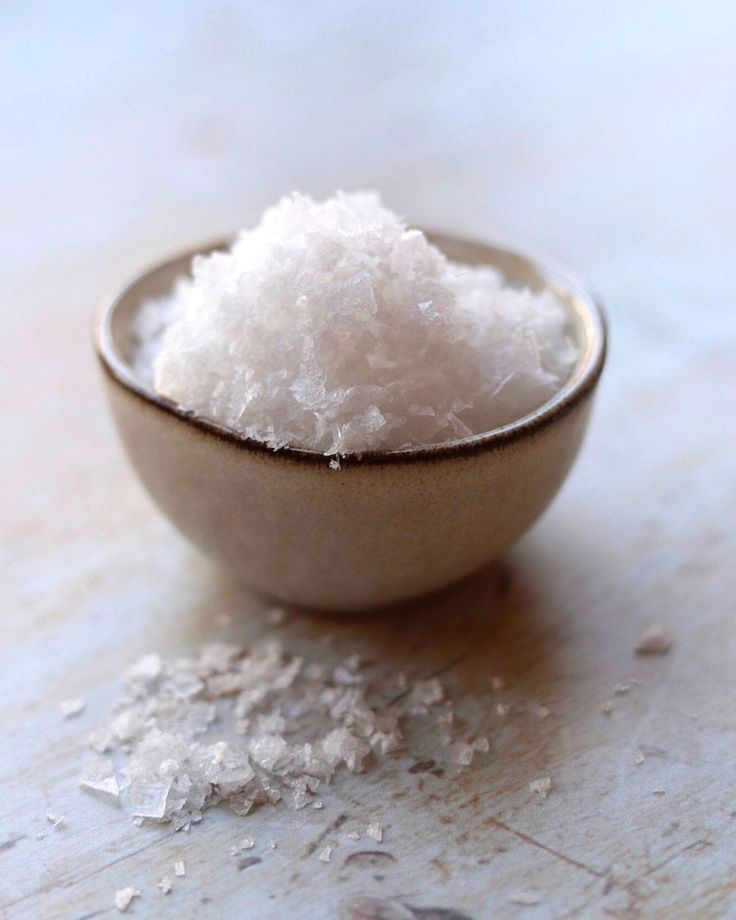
[
  {"left": 134, "top": 192, "right": 578, "bottom": 457},
  {"left": 59, "top": 697, "right": 85, "bottom": 718},
  {"left": 81, "top": 638, "right": 490, "bottom": 832},
  {"left": 635, "top": 625, "right": 672, "bottom": 655},
  {"left": 114, "top": 887, "right": 139, "bottom": 912}
]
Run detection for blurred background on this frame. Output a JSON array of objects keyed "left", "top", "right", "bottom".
[{"left": 3, "top": 1, "right": 735, "bottom": 389}]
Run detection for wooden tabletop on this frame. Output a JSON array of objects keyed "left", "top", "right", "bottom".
[{"left": 2, "top": 4, "right": 735, "bottom": 918}]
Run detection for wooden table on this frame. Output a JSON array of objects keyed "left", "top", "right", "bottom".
[{"left": 3, "top": 4, "right": 735, "bottom": 918}]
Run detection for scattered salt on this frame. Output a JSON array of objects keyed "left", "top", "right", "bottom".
[
  {"left": 602, "top": 701, "right": 613, "bottom": 715},
  {"left": 634, "top": 752, "right": 646, "bottom": 766},
  {"left": 318, "top": 845, "right": 333, "bottom": 863},
  {"left": 365, "top": 821, "right": 383, "bottom": 842},
  {"left": 79, "top": 757, "right": 120, "bottom": 802},
  {"left": 240, "top": 836, "right": 255, "bottom": 850},
  {"left": 158, "top": 877, "right": 173, "bottom": 895},
  {"left": 174, "top": 860, "right": 186, "bottom": 877},
  {"left": 82, "top": 639, "right": 489, "bottom": 831},
  {"left": 134, "top": 192, "right": 578, "bottom": 457},
  {"left": 45, "top": 812, "right": 64, "bottom": 829},
  {"left": 635, "top": 625, "right": 672, "bottom": 655},
  {"left": 535, "top": 706, "right": 551, "bottom": 720},
  {"left": 347, "top": 830, "right": 361, "bottom": 840},
  {"left": 449, "top": 741, "right": 476, "bottom": 766},
  {"left": 495, "top": 703, "right": 511, "bottom": 717},
  {"left": 614, "top": 683, "right": 631, "bottom": 696},
  {"left": 653, "top": 788, "right": 666, "bottom": 796},
  {"left": 59, "top": 697, "right": 85, "bottom": 718},
  {"left": 114, "top": 887, "right": 140, "bottom": 912},
  {"left": 266, "top": 607, "right": 287, "bottom": 626},
  {"left": 529, "top": 777, "right": 553, "bottom": 799},
  {"left": 410, "top": 678, "right": 444, "bottom": 710}
]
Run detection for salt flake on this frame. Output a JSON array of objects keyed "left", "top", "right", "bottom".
[
  {"left": 635, "top": 625, "right": 672, "bottom": 655},
  {"left": 59, "top": 697, "right": 85, "bottom": 718},
  {"left": 529, "top": 777, "right": 553, "bottom": 799},
  {"left": 114, "top": 887, "right": 140, "bottom": 912}
]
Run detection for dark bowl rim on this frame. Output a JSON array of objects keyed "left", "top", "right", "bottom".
[{"left": 94, "top": 232, "right": 607, "bottom": 467}]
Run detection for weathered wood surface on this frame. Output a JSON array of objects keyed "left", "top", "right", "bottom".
[{"left": 2, "top": 4, "right": 736, "bottom": 918}]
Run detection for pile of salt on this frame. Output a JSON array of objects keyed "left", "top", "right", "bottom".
[{"left": 134, "top": 191, "right": 578, "bottom": 457}]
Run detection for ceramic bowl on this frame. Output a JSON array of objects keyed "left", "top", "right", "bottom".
[{"left": 95, "top": 233, "right": 606, "bottom": 611}]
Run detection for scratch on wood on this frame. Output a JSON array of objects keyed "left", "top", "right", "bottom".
[
  {"left": 0, "top": 836, "right": 25, "bottom": 854},
  {"left": 343, "top": 850, "right": 397, "bottom": 868},
  {"left": 0, "top": 834, "right": 168, "bottom": 912},
  {"left": 303, "top": 812, "right": 348, "bottom": 858},
  {"left": 484, "top": 815, "right": 606, "bottom": 879}
]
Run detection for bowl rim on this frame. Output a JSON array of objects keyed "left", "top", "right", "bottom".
[{"left": 94, "top": 232, "right": 607, "bottom": 467}]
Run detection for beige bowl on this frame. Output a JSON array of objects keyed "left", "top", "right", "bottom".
[{"left": 95, "top": 234, "right": 606, "bottom": 611}]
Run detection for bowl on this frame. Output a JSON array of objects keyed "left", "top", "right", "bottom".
[{"left": 94, "top": 233, "right": 606, "bottom": 611}]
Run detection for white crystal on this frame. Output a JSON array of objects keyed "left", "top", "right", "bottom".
[
  {"left": 134, "top": 192, "right": 578, "bottom": 455},
  {"left": 59, "top": 697, "right": 85, "bottom": 718},
  {"left": 114, "top": 887, "right": 139, "bottom": 912},
  {"left": 635, "top": 625, "right": 672, "bottom": 655}
]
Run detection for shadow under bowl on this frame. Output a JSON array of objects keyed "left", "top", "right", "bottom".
[{"left": 94, "top": 232, "right": 607, "bottom": 611}]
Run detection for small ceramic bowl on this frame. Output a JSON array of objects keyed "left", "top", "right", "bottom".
[{"left": 95, "top": 233, "right": 606, "bottom": 611}]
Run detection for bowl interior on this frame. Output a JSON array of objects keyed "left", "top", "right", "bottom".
[{"left": 101, "top": 233, "right": 606, "bottom": 457}]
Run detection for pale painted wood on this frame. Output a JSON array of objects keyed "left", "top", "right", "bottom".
[{"left": 2, "top": 4, "right": 736, "bottom": 918}]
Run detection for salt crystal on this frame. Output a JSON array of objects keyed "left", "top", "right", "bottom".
[
  {"left": 45, "top": 812, "right": 65, "bottom": 829},
  {"left": 114, "top": 887, "right": 140, "bottom": 912},
  {"left": 266, "top": 607, "right": 287, "bottom": 626},
  {"left": 365, "top": 821, "right": 383, "bottom": 842},
  {"left": 240, "top": 836, "right": 255, "bottom": 850},
  {"left": 653, "top": 788, "right": 666, "bottom": 796},
  {"left": 529, "top": 777, "right": 553, "bottom": 799},
  {"left": 79, "top": 757, "right": 120, "bottom": 802},
  {"left": 510, "top": 892, "right": 540, "bottom": 906},
  {"left": 635, "top": 625, "right": 672, "bottom": 655},
  {"left": 134, "top": 192, "right": 578, "bottom": 456},
  {"left": 614, "top": 683, "right": 631, "bottom": 696},
  {"left": 158, "top": 877, "right": 173, "bottom": 894},
  {"left": 535, "top": 706, "right": 551, "bottom": 720},
  {"left": 59, "top": 697, "right": 85, "bottom": 718},
  {"left": 411, "top": 679, "right": 444, "bottom": 708},
  {"left": 348, "top": 830, "right": 360, "bottom": 840},
  {"left": 634, "top": 752, "right": 646, "bottom": 766},
  {"left": 318, "top": 845, "right": 333, "bottom": 863},
  {"left": 83, "top": 637, "right": 490, "bottom": 832},
  {"left": 602, "top": 701, "right": 613, "bottom": 715},
  {"left": 174, "top": 860, "right": 186, "bottom": 876},
  {"left": 495, "top": 703, "right": 511, "bottom": 717}
]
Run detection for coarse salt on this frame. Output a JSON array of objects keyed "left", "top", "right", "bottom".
[
  {"left": 114, "top": 887, "right": 140, "bottom": 912},
  {"left": 133, "top": 192, "right": 578, "bottom": 457},
  {"left": 59, "top": 697, "right": 85, "bottom": 718},
  {"left": 529, "top": 777, "right": 553, "bottom": 799},
  {"left": 635, "top": 625, "right": 672, "bottom": 655},
  {"left": 81, "top": 638, "right": 489, "bottom": 832}
]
